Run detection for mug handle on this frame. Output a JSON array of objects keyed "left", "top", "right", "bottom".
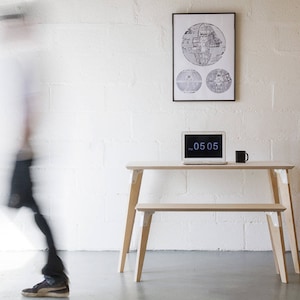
[{"left": 245, "top": 152, "right": 249, "bottom": 161}]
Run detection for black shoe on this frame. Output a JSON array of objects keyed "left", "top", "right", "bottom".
[{"left": 22, "top": 279, "right": 69, "bottom": 298}]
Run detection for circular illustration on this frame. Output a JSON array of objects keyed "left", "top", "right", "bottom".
[
  {"left": 182, "top": 23, "right": 226, "bottom": 66},
  {"left": 176, "top": 69, "right": 202, "bottom": 93},
  {"left": 206, "top": 69, "right": 232, "bottom": 93}
]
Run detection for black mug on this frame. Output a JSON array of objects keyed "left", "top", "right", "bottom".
[{"left": 235, "top": 151, "right": 249, "bottom": 163}]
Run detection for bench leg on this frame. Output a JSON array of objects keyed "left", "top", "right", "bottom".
[
  {"left": 135, "top": 211, "right": 153, "bottom": 282},
  {"left": 266, "top": 212, "right": 288, "bottom": 283}
]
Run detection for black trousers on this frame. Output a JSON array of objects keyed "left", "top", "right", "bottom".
[{"left": 8, "top": 158, "right": 68, "bottom": 283}]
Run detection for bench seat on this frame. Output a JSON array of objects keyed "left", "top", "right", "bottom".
[{"left": 136, "top": 203, "right": 286, "bottom": 212}]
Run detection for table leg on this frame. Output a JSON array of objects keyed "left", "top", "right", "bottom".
[
  {"left": 271, "top": 169, "right": 300, "bottom": 273},
  {"left": 269, "top": 169, "right": 281, "bottom": 273},
  {"left": 118, "top": 169, "right": 143, "bottom": 273}
]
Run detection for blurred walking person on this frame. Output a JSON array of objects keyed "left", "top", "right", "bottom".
[{"left": 0, "top": 2, "right": 69, "bottom": 297}]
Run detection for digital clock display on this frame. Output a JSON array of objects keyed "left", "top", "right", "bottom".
[{"left": 185, "top": 134, "right": 223, "bottom": 158}]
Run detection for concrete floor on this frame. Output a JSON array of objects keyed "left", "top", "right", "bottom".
[{"left": 1, "top": 251, "right": 300, "bottom": 300}]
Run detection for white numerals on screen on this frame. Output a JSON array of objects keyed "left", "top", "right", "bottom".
[{"left": 193, "top": 142, "right": 219, "bottom": 151}]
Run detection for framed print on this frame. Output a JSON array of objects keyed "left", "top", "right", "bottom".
[{"left": 172, "top": 13, "right": 236, "bottom": 101}]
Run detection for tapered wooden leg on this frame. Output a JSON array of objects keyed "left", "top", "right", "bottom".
[
  {"left": 118, "top": 169, "right": 143, "bottom": 273},
  {"left": 266, "top": 212, "right": 288, "bottom": 283},
  {"left": 267, "top": 216, "right": 280, "bottom": 274},
  {"left": 275, "top": 169, "right": 300, "bottom": 273},
  {"left": 268, "top": 170, "right": 280, "bottom": 274},
  {"left": 135, "top": 211, "right": 153, "bottom": 282}
]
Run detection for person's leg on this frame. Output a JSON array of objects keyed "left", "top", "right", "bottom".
[
  {"left": 34, "top": 211, "right": 68, "bottom": 282},
  {"left": 21, "top": 210, "right": 69, "bottom": 298},
  {"left": 8, "top": 156, "right": 69, "bottom": 297},
  {"left": 21, "top": 185, "right": 69, "bottom": 298}
]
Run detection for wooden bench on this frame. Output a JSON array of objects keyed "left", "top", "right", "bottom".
[{"left": 134, "top": 203, "right": 287, "bottom": 283}]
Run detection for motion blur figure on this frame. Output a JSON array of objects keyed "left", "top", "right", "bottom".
[{"left": 0, "top": 2, "right": 69, "bottom": 297}]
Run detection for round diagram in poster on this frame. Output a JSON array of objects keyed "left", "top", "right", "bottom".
[
  {"left": 182, "top": 23, "right": 226, "bottom": 66},
  {"left": 206, "top": 69, "right": 232, "bottom": 93},
  {"left": 176, "top": 69, "right": 202, "bottom": 93}
]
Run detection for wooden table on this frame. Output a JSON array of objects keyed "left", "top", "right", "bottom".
[{"left": 118, "top": 161, "right": 299, "bottom": 280}]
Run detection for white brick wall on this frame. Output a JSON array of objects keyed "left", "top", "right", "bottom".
[{"left": 0, "top": 0, "right": 299, "bottom": 251}]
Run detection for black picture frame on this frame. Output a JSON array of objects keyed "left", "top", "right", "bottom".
[{"left": 172, "top": 13, "right": 236, "bottom": 101}]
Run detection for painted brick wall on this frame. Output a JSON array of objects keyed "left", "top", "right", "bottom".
[{"left": 0, "top": 0, "right": 299, "bottom": 251}]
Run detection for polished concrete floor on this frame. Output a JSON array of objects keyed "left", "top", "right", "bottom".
[{"left": 1, "top": 250, "right": 300, "bottom": 300}]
